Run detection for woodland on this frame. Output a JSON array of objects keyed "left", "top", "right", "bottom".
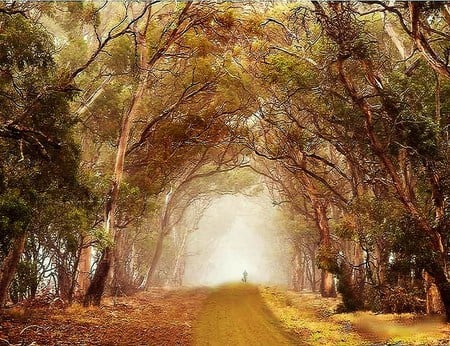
[{"left": 0, "top": 0, "right": 450, "bottom": 334}]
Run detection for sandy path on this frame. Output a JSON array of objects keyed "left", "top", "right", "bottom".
[{"left": 193, "top": 284, "right": 299, "bottom": 346}]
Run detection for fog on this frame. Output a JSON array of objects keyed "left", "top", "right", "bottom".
[{"left": 184, "top": 194, "right": 290, "bottom": 286}]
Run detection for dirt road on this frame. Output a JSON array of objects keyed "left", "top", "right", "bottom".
[
  {"left": 2, "top": 285, "right": 448, "bottom": 345},
  {"left": 193, "top": 284, "right": 298, "bottom": 346}
]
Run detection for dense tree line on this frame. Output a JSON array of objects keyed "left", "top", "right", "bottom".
[{"left": 0, "top": 1, "right": 449, "bottom": 321}]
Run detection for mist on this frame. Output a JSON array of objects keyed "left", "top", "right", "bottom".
[{"left": 183, "top": 194, "right": 290, "bottom": 287}]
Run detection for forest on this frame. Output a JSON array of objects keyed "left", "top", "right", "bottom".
[{"left": 0, "top": 0, "right": 450, "bottom": 344}]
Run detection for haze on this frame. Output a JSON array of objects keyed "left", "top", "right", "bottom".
[{"left": 184, "top": 194, "right": 289, "bottom": 287}]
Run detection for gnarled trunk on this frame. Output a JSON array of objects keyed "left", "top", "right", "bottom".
[
  {"left": 0, "top": 232, "right": 27, "bottom": 307},
  {"left": 83, "top": 7, "right": 152, "bottom": 306},
  {"left": 334, "top": 47, "right": 449, "bottom": 319},
  {"left": 83, "top": 247, "right": 112, "bottom": 307}
]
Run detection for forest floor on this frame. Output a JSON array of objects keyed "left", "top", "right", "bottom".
[{"left": 0, "top": 284, "right": 449, "bottom": 345}]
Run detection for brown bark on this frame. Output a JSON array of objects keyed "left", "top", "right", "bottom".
[
  {"left": 143, "top": 187, "right": 173, "bottom": 289},
  {"left": 57, "top": 265, "right": 71, "bottom": 301},
  {"left": 337, "top": 258, "right": 364, "bottom": 311},
  {"left": 0, "top": 232, "right": 27, "bottom": 307},
  {"left": 83, "top": 247, "right": 112, "bottom": 307},
  {"left": 311, "top": 194, "right": 336, "bottom": 297},
  {"left": 409, "top": 3, "right": 450, "bottom": 80},
  {"left": 442, "top": 5, "right": 450, "bottom": 27},
  {"left": 76, "top": 239, "right": 91, "bottom": 296},
  {"left": 291, "top": 166, "right": 336, "bottom": 297},
  {"left": 308, "top": 249, "right": 318, "bottom": 292},
  {"left": 336, "top": 53, "right": 450, "bottom": 318},
  {"left": 352, "top": 243, "right": 365, "bottom": 290},
  {"left": 374, "top": 243, "right": 388, "bottom": 286},
  {"left": 291, "top": 251, "right": 302, "bottom": 291},
  {"left": 84, "top": 3, "right": 194, "bottom": 305},
  {"left": 112, "top": 229, "right": 130, "bottom": 295},
  {"left": 425, "top": 264, "right": 450, "bottom": 320},
  {"left": 75, "top": 75, "right": 112, "bottom": 117},
  {"left": 144, "top": 232, "right": 165, "bottom": 290},
  {"left": 83, "top": 6, "right": 152, "bottom": 304},
  {"left": 320, "top": 270, "right": 336, "bottom": 298},
  {"left": 292, "top": 173, "right": 335, "bottom": 296},
  {"left": 398, "top": 149, "right": 416, "bottom": 203},
  {"left": 312, "top": 254, "right": 319, "bottom": 292},
  {"left": 423, "top": 271, "right": 445, "bottom": 314}
]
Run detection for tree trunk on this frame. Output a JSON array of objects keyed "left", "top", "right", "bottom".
[
  {"left": 57, "top": 264, "right": 71, "bottom": 301},
  {"left": 423, "top": 271, "right": 445, "bottom": 314},
  {"left": 83, "top": 247, "right": 112, "bottom": 307},
  {"left": 320, "top": 270, "right": 336, "bottom": 297},
  {"left": 298, "top": 172, "right": 336, "bottom": 297},
  {"left": 426, "top": 263, "right": 450, "bottom": 320},
  {"left": 83, "top": 3, "right": 194, "bottom": 305},
  {"left": 442, "top": 5, "right": 450, "bottom": 26},
  {"left": 144, "top": 232, "right": 165, "bottom": 290},
  {"left": 168, "top": 229, "right": 189, "bottom": 287},
  {"left": 83, "top": 8, "right": 152, "bottom": 306},
  {"left": 292, "top": 252, "right": 301, "bottom": 291},
  {"left": 312, "top": 198, "right": 336, "bottom": 297},
  {"left": 335, "top": 56, "right": 450, "bottom": 318},
  {"left": 383, "top": 17, "right": 408, "bottom": 60},
  {"left": 112, "top": 229, "right": 131, "bottom": 295},
  {"left": 299, "top": 254, "right": 306, "bottom": 291},
  {"left": 310, "top": 249, "right": 318, "bottom": 292},
  {"left": 29, "top": 260, "right": 38, "bottom": 300},
  {"left": 409, "top": 3, "right": 450, "bottom": 79},
  {"left": 337, "top": 259, "right": 364, "bottom": 311},
  {"left": 0, "top": 232, "right": 27, "bottom": 307},
  {"left": 352, "top": 243, "right": 365, "bottom": 294},
  {"left": 76, "top": 238, "right": 92, "bottom": 297},
  {"left": 171, "top": 254, "right": 186, "bottom": 287}
]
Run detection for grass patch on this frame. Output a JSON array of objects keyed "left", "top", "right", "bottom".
[
  {"left": 260, "top": 287, "right": 450, "bottom": 346},
  {"left": 260, "top": 287, "right": 365, "bottom": 346}
]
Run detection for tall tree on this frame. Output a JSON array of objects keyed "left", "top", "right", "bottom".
[{"left": 0, "top": 9, "right": 88, "bottom": 305}]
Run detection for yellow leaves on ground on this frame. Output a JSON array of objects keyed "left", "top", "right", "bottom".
[{"left": 260, "top": 286, "right": 450, "bottom": 346}]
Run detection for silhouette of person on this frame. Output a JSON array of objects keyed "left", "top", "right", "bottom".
[{"left": 242, "top": 270, "right": 248, "bottom": 283}]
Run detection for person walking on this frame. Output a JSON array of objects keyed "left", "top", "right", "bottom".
[{"left": 242, "top": 270, "right": 248, "bottom": 283}]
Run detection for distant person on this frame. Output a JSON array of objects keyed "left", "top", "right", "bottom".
[{"left": 242, "top": 270, "right": 248, "bottom": 283}]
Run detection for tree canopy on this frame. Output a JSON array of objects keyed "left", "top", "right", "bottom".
[{"left": 0, "top": 0, "right": 450, "bottom": 321}]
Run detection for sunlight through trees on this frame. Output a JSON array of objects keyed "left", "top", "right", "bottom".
[{"left": 1, "top": 0, "right": 450, "bottom": 327}]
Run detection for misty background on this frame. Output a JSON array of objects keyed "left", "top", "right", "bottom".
[{"left": 183, "top": 194, "right": 290, "bottom": 286}]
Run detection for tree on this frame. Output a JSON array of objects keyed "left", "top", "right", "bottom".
[
  {"left": 82, "top": 2, "right": 208, "bottom": 306},
  {"left": 0, "top": 8, "right": 90, "bottom": 306}
]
